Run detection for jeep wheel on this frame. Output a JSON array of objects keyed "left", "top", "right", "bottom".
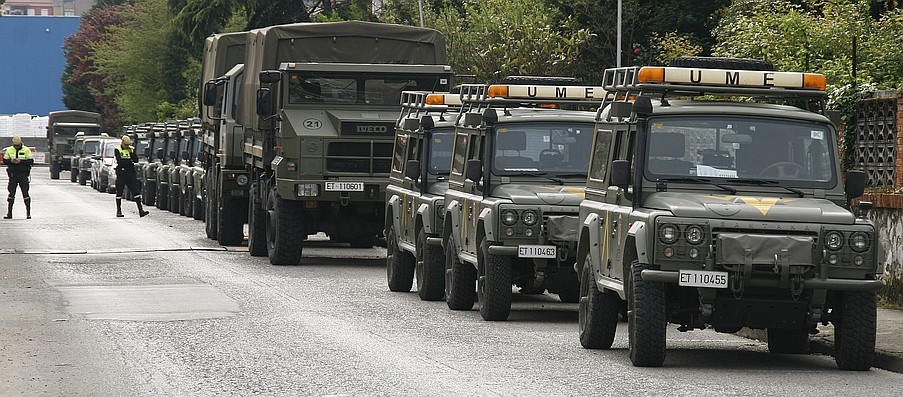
[
  {"left": 157, "top": 184, "right": 169, "bottom": 210},
  {"left": 247, "top": 183, "right": 267, "bottom": 256},
  {"left": 266, "top": 188, "right": 303, "bottom": 265},
  {"left": 416, "top": 230, "right": 445, "bottom": 301},
  {"left": 628, "top": 260, "right": 667, "bottom": 367},
  {"left": 70, "top": 169, "right": 77, "bottom": 183},
  {"left": 834, "top": 291, "right": 877, "bottom": 371},
  {"left": 767, "top": 328, "right": 810, "bottom": 354},
  {"left": 478, "top": 238, "right": 512, "bottom": 321},
  {"left": 668, "top": 56, "right": 775, "bottom": 71},
  {"left": 579, "top": 257, "right": 620, "bottom": 349},
  {"left": 386, "top": 224, "right": 415, "bottom": 292},
  {"left": 169, "top": 189, "right": 180, "bottom": 214},
  {"left": 78, "top": 170, "right": 88, "bottom": 186},
  {"left": 192, "top": 195, "right": 203, "bottom": 221},
  {"left": 445, "top": 235, "right": 475, "bottom": 311},
  {"left": 217, "top": 197, "right": 244, "bottom": 246}
]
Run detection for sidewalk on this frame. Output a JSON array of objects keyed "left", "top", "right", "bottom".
[{"left": 809, "top": 307, "right": 903, "bottom": 373}]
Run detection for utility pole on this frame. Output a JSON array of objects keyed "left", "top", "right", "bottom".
[{"left": 617, "top": 0, "right": 622, "bottom": 67}]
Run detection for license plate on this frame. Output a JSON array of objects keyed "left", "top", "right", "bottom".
[
  {"left": 678, "top": 270, "right": 729, "bottom": 289},
  {"left": 325, "top": 182, "right": 364, "bottom": 192},
  {"left": 518, "top": 245, "right": 556, "bottom": 259}
]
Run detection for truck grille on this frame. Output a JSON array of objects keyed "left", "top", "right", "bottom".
[{"left": 326, "top": 142, "right": 392, "bottom": 175}]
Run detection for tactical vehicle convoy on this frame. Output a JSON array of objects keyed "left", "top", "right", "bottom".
[
  {"left": 75, "top": 134, "right": 108, "bottom": 185},
  {"left": 47, "top": 110, "right": 102, "bottom": 179},
  {"left": 141, "top": 123, "right": 166, "bottom": 206},
  {"left": 234, "top": 21, "right": 453, "bottom": 265},
  {"left": 386, "top": 91, "right": 460, "bottom": 300},
  {"left": 154, "top": 123, "right": 180, "bottom": 210},
  {"left": 442, "top": 83, "right": 604, "bottom": 321},
  {"left": 575, "top": 59, "right": 883, "bottom": 370},
  {"left": 198, "top": 31, "right": 248, "bottom": 244}
]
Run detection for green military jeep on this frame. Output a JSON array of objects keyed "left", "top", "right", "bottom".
[
  {"left": 575, "top": 58, "right": 883, "bottom": 370},
  {"left": 386, "top": 91, "right": 460, "bottom": 301},
  {"left": 442, "top": 81, "right": 605, "bottom": 320}
]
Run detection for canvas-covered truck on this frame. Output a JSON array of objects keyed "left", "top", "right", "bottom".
[
  {"left": 575, "top": 59, "right": 883, "bottom": 370},
  {"left": 241, "top": 21, "right": 454, "bottom": 265},
  {"left": 199, "top": 31, "right": 248, "bottom": 244},
  {"left": 46, "top": 110, "right": 102, "bottom": 179}
]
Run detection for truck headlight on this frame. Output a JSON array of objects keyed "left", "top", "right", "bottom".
[
  {"left": 501, "top": 210, "right": 518, "bottom": 226},
  {"left": 825, "top": 231, "right": 843, "bottom": 250},
  {"left": 849, "top": 232, "right": 869, "bottom": 252},
  {"left": 522, "top": 210, "right": 538, "bottom": 226},
  {"left": 236, "top": 175, "right": 249, "bottom": 186},
  {"left": 295, "top": 183, "right": 319, "bottom": 197}
]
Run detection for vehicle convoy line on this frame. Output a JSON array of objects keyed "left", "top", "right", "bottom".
[{"left": 0, "top": 247, "right": 229, "bottom": 255}]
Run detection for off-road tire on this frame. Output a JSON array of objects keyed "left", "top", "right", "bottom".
[
  {"left": 416, "top": 230, "right": 445, "bottom": 301},
  {"left": 834, "top": 291, "right": 877, "bottom": 371},
  {"left": 767, "top": 328, "right": 811, "bottom": 354},
  {"left": 478, "top": 238, "right": 512, "bottom": 321},
  {"left": 579, "top": 257, "right": 620, "bottom": 349},
  {"left": 628, "top": 260, "right": 667, "bottom": 367},
  {"left": 266, "top": 189, "right": 303, "bottom": 265},
  {"left": 247, "top": 182, "right": 267, "bottom": 256},
  {"left": 668, "top": 56, "right": 775, "bottom": 71},
  {"left": 445, "top": 235, "right": 475, "bottom": 311},
  {"left": 192, "top": 194, "right": 203, "bottom": 221},
  {"left": 50, "top": 164, "right": 60, "bottom": 180},
  {"left": 217, "top": 197, "right": 244, "bottom": 246},
  {"left": 70, "top": 169, "right": 77, "bottom": 183},
  {"left": 156, "top": 183, "right": 169, "bottom": 210},
  {"left": 386, "top": 224, "right": 415, "bottom": 292},
  {"left": 169, "top": 188, "right": 180, "bottom": 214},
  {"left": 78, "top": 170, "right": 88, "bottom": 186},
  {"left": 204, "top": 172, "right": 217, "bottom": 239},
  {"left": 143, "top": 176, "right": 156, "bottom": 206}
]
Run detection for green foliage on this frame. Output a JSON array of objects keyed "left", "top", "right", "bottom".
[
  {"left": 60, "top": 65, "right": 98, "bottom": 113},
  {"left": 650, "top": 31, "right": 703, "bottom": 65},
  {"left": 316, "top": 0, "right": 377, "bottom": 22}
]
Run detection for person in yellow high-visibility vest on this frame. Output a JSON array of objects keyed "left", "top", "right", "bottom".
[
  {"left": 114, "top": 136, "right": 149, "bottom": 218},
  {"left": 3, "top": 136, "right": 33, "bottom": 219}
]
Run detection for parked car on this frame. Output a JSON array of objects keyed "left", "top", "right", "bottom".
[
  {"left": 75, "top": 135, "right": 108, "bottom": 186},
  {"left": 91, "top": 138, "right": 121, "bottom": 193}
]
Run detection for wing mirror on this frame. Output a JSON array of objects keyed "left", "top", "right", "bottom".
[
  {"left": 610, "top": 160, "right": 630, "bottom": 189},
  {"left": 405, "top": 159, "right": 421, "bottom": 180},
  {"left": 466, "top": 159, "right": 482, "bottom": 183}
]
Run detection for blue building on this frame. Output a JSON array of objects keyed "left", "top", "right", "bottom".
[{"left": 0, "top": 16, "right": 81, "bottom": 116}]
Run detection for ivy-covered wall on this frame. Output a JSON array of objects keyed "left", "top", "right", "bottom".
[{"left": 868, "top": 208, "right": 903, "bottom": 306}]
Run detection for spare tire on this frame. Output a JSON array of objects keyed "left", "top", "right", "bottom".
[
  {"left": 500, "top": 75, "right": 585, "bottom": 86},
  {"left": 668, "top": 56, "right": 775, "bottom": 71}
]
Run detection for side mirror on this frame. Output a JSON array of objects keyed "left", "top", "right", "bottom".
[
  {"left": 257, "top": 88, "right": 274, "bottom": 117},
  {"left": 156, "top": 148, "right": 164, "bottom": 160},
  {"left": 845, "top": 170, "right": 866, "bottom": 200},
  {"left": 144, "top": 147, "right": 151, "bottom": 158},
  {"left": 168, "top": 150, "right": 176, "bottom": 161},
  {"left": 197, "top": 152, "right": 207, "bottom": 164},
  {"left": 610, "top": 160, "right": 630, "bottom": 189},
  {"left": 202, "top": 81, "right": 218, "bottom": 106},
  {"left": 181, "top": 150, "right": 190, "bottom": 161},
  {"left": 405, "top": 159, "right": 421, "bottom": 180},
  {"left": 259, "top": 70, "right": 282, "bottom": 84},
  {"left": 466, "top": 159, "right": 483, "bottom": 183}
]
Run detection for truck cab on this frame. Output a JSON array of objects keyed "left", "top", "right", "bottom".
[
  {"left": 442, "top": 82, "right": 604, "bottom": 321},
  {"left": 385, "top": 92, "right": 460, "bottom": 300},
  {"left": 575, "top": 60, "right": 883, "bottom": 370}
]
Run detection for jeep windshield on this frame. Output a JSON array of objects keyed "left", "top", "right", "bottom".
[
  {"left": 644, "top": 116, "right": 837, "bottom": 189},
  {"left": 287, "top": 72, "right": 451, "bottom": 106},
  {"left": 491, "top": 122, "right": 593, "bottom": 177},
  {"left": 428, "top": 129, "right": 454, "bottom": 175}
]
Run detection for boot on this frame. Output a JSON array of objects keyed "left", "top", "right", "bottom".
[
  {"left": 24, "top": 197, "right": 30, "bottom": 219},
  {"left": 116, "top": 199, "right": 124, "bottom": 217},
  {"left": 4, "top": 198, "right": 12, "bottom": 219},
  {"left": 136, "top": 199, "right": 149, "bottom": 217}
]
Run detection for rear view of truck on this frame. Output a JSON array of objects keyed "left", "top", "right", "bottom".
[{"left": 46, "top": 110, "right": 102, "bottom": 179}]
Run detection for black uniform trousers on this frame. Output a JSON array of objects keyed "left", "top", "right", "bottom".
[
  {"left": 6, "top": 169, "right": 29, "bottom": 200},
  {"left": 115, "top": 168, "right": 141, "bottom": 199}
]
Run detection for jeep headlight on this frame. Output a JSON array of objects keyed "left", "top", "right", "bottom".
[
  {"left": 522, "top": 210, "right": 538, "bottom": 226},
  {"left": 501, "top": 210, "right": 518, "bottom": 226},
  {"left": 849, "top": 232, "right": 869, "bottom": 252},
  {"left": 825, "top": 231, "right": 843, "bottom": 250},
  {"left": 435, "top": 205, "right": 445, "bottom": 220},
  {"left": 685, "top": 225, "right": 704, "bottom": 245},
  {"left": 236, "top": 175, "right": 249, "bottom": 186},
  {"left": 659, "top": 224, "right": 678, "bottom": 244}
]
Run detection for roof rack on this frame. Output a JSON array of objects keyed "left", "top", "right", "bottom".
[
  {"left": 456, "top": 83, "right": 606, "bottom": 124},
  {"left": 396, "top": 91, "right": 460, "bottom": 130}
]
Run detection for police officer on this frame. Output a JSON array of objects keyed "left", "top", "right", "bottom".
[
  {"left": 3, "top": 136, "right": 33, "bottom": 219},
  {"left": 114, "top": 136, "right": 149, "bottom": 218}
]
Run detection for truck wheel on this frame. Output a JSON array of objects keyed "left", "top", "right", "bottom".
[
  {"left": 204, "top": 173, "right": 218, "bottom": 240},
  {"left": 266, "top": 188, "right": 303, "bottom": 265},
  {"left": 628, "top": 260, "right": 667, "bottom": 367},
  {"left": 834, "top": 291, "right": 877, "bottom": 371},
  {"left": 478, "top": 238, "right": 512, "bottom": 321},
  {"left": 668, "top": 56, "right": 775, "bottom": 71},
  {"left": 70, "top": 169, "right": 77, "bottom": 183},
  {"left": 144, "top": 179, "right": 156, "bottom": 206},
  {"left": 767, "top": 328, "right": 810, "bottom": 354},
  {"left": 78, "top": 170, "right": 88, "bottom": 186},
  {"left": 169, "top": 188, "right": 180, "bottom": 214},
  {"left": 157, "top": 184, "right": 169, "bottom": 210},
  {"left": 445, "top": 235, "right": 475, "bottom": 311},
  {"left": 247, "top": 182, "right": 267, "bottom": 257},
  {"left": 416, "top": 229, "right": 445, "bottom": 301},
  {"left": 579, "top": 256, "right": 620, "bottom": 349},
  {"left": 217, "top": 198, "right": 244, "bottom": 246},
  {"left": 50, "top": 164, "right": 60, "bottom": 179},
  {"left": 386, "top": 224, "right": 415, "bottom": 292}
]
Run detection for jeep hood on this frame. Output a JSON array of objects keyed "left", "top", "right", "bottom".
[
  {"left": 644, "top": 192, "right": 854, "bottom": 225},
  {"left": 491, "top": 184, "right": 585, "bottom": 206}
]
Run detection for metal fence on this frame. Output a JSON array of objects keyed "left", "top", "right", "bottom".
[{"left": 854, "top": 92, "right": 898, "bottom": 188}]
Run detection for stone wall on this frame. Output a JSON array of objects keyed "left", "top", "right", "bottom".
[{"left": 867, "top": 207, "right": 903, "bottom": 306}]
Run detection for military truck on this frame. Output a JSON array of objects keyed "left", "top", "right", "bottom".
[
  {"left": 238, "top": 21, "right": 454, "bottom": 264},
  {"left": 385, "top": 91, "right": 460, "bottom": 300},
  {"left": 574, "top": 59, "right": 883, "bottom": 370},
  {"left": 46, "top": 110, "right": 102, "bottom": 179},
  {"left": 69, "top": 132, "right": 88, "bottom": 182},
  {"left": 198, "top": 31, "right": 248, "bottom": 244},
  {"left": 441, "top": 82, "right": 603, "bottom": 321}
]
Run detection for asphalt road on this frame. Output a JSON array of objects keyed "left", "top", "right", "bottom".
[{"left": 2, "top": 173, "right": 902, "bottom": 396}]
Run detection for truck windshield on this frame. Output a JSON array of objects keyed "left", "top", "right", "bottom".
[
  {"left": 491, "top": 122, "right": 593, "bottom": 176},
  {"left": 428, "top": 129, "right": 454, "bottom": 175},
  {"left": 287, "top": 72, "right": 451, "bottom": 106},
  {"left": 54, "top": 126, "right": 100, "bottom": 136},
  {"left": 644, "top": 116, "right": 836, "bottom": 188}
]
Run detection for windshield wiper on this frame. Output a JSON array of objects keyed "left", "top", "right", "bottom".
[
  {"left": 508, "top": 172, "right": 564, "bottom": 185},
  {"left": 657, "top": 177, "right": 737, "bottom": 194},
  {"left": 730, "top": 179, "right": 804, "bottom": 198},
  {"left": 552, "top": 173, "right": 588, "bottom": 179}
]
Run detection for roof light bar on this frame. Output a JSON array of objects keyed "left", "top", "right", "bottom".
[
  {"left": 425, "top": 93, "right": 462, "bottom": 106},
  {"left": 486, "top": 85, "right": 607, "bottom": 100},
  {"left": 635, "top": 67, "right": 826, "bottom": 91}
]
